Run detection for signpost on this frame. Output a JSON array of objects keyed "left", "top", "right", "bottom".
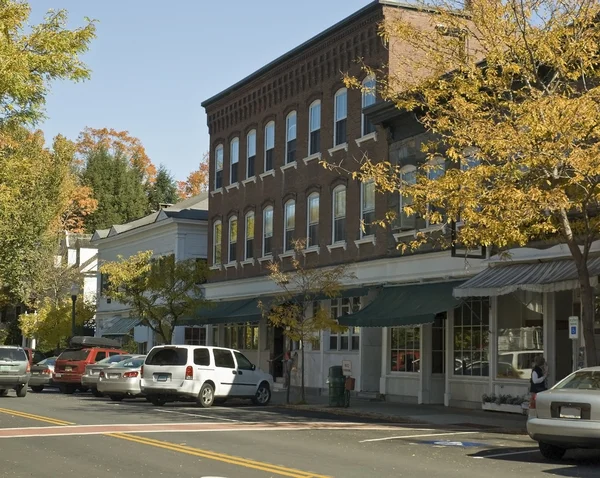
[
  {"left": 342, "top": 360, "right": 352, "bottom": 377},
  {"left": 568, "top": 316, "right": 579, "bottom": 339}
]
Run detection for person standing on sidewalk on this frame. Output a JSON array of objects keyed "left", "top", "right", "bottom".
[{"left": 530, "top": 355, "right": 548, "bottom": 394}]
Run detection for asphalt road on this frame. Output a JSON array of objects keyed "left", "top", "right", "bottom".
[{"left": 0, "top": 388, "right": 599, "bottom": 477}]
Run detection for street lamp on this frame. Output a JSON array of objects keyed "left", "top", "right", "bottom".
[{"left": 70, "top": 284, "right": 80, "bottom": 338}]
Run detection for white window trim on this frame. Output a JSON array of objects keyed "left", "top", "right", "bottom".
[
  {"left": 360, "top": 179, "right": 375, "bottom": 240},
  {"left": 280, "top": 161, "right": 297, "bottom": 172},
  {"left": 355, "top": 236, "right": 376, "bottom": 246},
  {"left": 210, "top": 188, "right": 223, "bottom": 197},
  {"left": 246, "top": 129, "right": 257, "bottom": 179},
  {"left": 264, "top": 121, "right": 275, "bottom": 172},
  {"left": 209, "top": 264, "right": 223, "bottom": 271},
  {"left": 302, "top": 152, "right": 322, "bottom": 165},
  {"left": 279, "top": 251, "right": 296, "bottom": 259},
  {"left": 327, "top": 143, "right": 348, "bottom": 156},
  {"left": 244, "top": 211, "right": 255, "bottom": 262},
  {"left": 326, "top": 242, "right": 347, "bottom": 252},
  {"left": 361, "top": 75, "right": 376, "bottom": 137},
  {"left": 240, "top": 258, "right": 256, "bottom": 267},
  {"left": 242, "top": 176, "right": 257, "bottom": 186},
  {"left": 393, "top": 224, "right": 446, "bottom": 242},
  {"left": 225, "top": 183, "right": 239, "bottom": 191},
  {"left": 333, "top": 88, "right": 348, "bottom": 147},
  {"left": 230, "top": 137, "right": 239, "bottom": 185},
  {"left": 214, "top": 144, "right": 224, "bottom": 191},
  {"left": 397, "top": 164, "right": 417, "bottom": 233},
  {"left": 224, "top": 262, "right": 238, "bottom": 269},
  {"left": 355, "top": 132, "right": 378, "bottom": 146},
  {"left": 259, "top": 170, "right": 275, "bottom": 180},
  {"left": 262, "top": 206, "right": 274, "bottom": 258},
  {"left": 308, "top": 99, "right": 321, "bottom": 155},
  {"left": 302, "top": 246, "right": 320, "bottom": 256},
  {"left": 258, "top": 255, "right": 274, "bottom": 263},
  {"left": 307, "top": 192, "right": 319, "bottom": 249},
  {"left": 228, "top": 216, "right": 237, "bottom": 264},
  {"left": 332, "top": 185, "right": 346, "bottom": 245},
  {"left": 212, "top": 220, "right": 222, "bottom": 266},
  {"left": 284, "top": 200, "right": 295, "bottom": 252},
  {"left": 285, "top": 111, "right": 297, "bottom": 164}
]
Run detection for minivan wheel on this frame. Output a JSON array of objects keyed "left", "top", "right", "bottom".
[
  {"left": 197, "top": 383, "right": 215, "bottom": 408},
  {"left": 16, "top": 385, "right": 27, "bottom": 398},
  {"left": 252, "top": 382, "right": 271, "bottom": 406},
  {"left": 30, "top": 386, "right": 44, "bottom": 393},
  {"left": 150, "top": 397, "right": 167, "bottom": 406},
  {"left": 539, "top": 442, "right": 566, "bottom": 460}
]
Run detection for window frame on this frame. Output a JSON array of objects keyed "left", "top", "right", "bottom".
[
  {"left": 308, "top": 100, "right": 321, "bottom": 155},
  {"left": 307, "top": 192, "right": 319, "bottom": 248},
  {"left": 361, "top": 179, "right": 376, "bottom": 238},
  {"left": 334, "top": 88, "right": 348, "bottom": 147},
  {"left": 244, "top": 211, "right": 255, "bottom": 261},
  {"left": 398, "top": 165, "right": 418, "bottom": 230},
  {"left": 228, "top": 216, "right": 238, "bottom": 263},
  {"left": 184, "top": 327, "right": 207, "bottom": 346},
  {"left": 213, "top": 220, "right": 222, "bottom": 265},
  {"left": 246, "top": 129, "right": 257, "bottom": 179},
  {"left": 389, "top": 326, "right": 421, "bottom": 373},
  {"left": 214, "top": 144, "right": 224, "bottom": 190},
  {"left": 329, "top": 297, "right": 361, "bottom": 351},
  {"left": 263, "top": 206, "right": 274, "bottom": 257},
  {"left": 332, "top": 185, "right": 347, "bottom": 243},
  {"left": 230, "top": 137, "right": 239, "bottom": 184},
  {"left": 453, "top": 297, "right": 490, "bottom": 377},
  {"left": 361, "top": 75, "right": 377, "bottom": 136},
  {"left": 284, "top": 199, "right": 295, "bottom": 252},
  {"left": 285, "top": 111, "right": 297, "bottom": 164},
  {"left": 264, "top": 121, "right": 275, "bottom": 172}
]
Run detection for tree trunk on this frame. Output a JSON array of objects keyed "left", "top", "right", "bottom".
[
  {"left": 285, "top": 353, "right": 291, "bottom": 405},
  {"left": 579, "top": 277, "right": 598, "bottom": 367},
  {"left": 301, "top": 341, "right": 305, "bottom": 403}
]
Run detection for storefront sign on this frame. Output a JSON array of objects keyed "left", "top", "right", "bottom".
[{"left": 569, "top": 316, "right": 579, "bottom": 339}]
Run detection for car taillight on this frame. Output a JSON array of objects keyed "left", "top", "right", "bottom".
[
  {"left": 529, "top": 393, "right": 537, "bottom": 409},
  {"left": 26, "top": 363, "right": 31, "bottom": 373},
  {"left": 185, "top": 366, "right": 193, "bottom": 380},
  {"left": 99, "top": 371, "right": 105, "bottom": 378},
  {"left": 123, "top": 371, "right": 139, "bottom": 378},
  {"left": 43, "top": 369, "right": 52, "bottom": 375}
]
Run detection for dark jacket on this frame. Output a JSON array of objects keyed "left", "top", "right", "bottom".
[{"left": 530, "top": 365, "right": 547, "bottom": 393}]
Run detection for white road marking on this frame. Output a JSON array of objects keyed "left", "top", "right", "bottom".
[
  {"left": 473, "top": 449, "right": 540, "bottom": 459},
  {"left": 152, "top": 409, "right": 242, "bottom": 422},
  {"left": 360, "top": 431, "right": 478, "bottom": 443}
]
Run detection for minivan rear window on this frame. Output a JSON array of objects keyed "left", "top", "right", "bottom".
[
  {"left": 0, "top": 348, "right": 27, "bottom": 361},
  {"left": 146, "top": 348, "right": 188, "bottom": 366},
  {"left": 59, "top": 349, "right": 91, "bottom": 361}
]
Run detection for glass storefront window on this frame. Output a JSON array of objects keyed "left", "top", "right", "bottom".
[
  {"left": 496, "top": 291, "right": 543, "bottom": 380},
  {"left": 390, "top": 327, "right": 420, "bottom": 372},
  {"left": 454, "top": 298, "right": 490, "bottom": 376}
]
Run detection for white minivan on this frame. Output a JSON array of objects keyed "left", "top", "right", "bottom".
[{"left": 140, "top": 345, "right": 273, "bottom": 408}]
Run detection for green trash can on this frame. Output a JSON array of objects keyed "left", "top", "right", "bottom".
[{"left": 328, "top": 366, "right": 345, "bottom": 407}]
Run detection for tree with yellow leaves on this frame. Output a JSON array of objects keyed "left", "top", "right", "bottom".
[
  {"left": 347, "top": 0, "right": 600, "bottom": 365},
  {"left": 177, "top": 152, "right": 209, "bottom": 199}
]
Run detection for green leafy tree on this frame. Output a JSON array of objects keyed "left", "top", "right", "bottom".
[
  {"left": 346, "top": 0, "right": 600, "bottom": 365},
  {"left": 147, "top": 165, "right": 179, "bottom": 212},
  {"left": 260, "top": 240, "right": 353, "bottom": 403},
  {"left": 100, "top": 251, "right": 210, "bottom": 344}
]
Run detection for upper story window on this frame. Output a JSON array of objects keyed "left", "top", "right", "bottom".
[
  {"left": 230, "top": 137, "right": 239, "bottom": 184},
  {"left": 263, "top": 206, "right": 273, "bottom": 257},
  {"left": 398, "top": 165, "right": 417, "bottom": 230},
  {"left": 245, "top": 211, "right": 254, "bottom": 260},
  {"left": 307, "top": 193, "right": 319, "bottom": 248},
  {"left": 461, "top": 147, "right": 480, "bottom": 171},
  {"left": 361, "top": 179, "right": 375, "bottom": 237},
  {"left": 286, "top": 111, "right": 297, "bottom": 164},
  {"left": 228, "top": 216, "right": 237, "bottom": 263},
  {"left": 284, "top": 200, "right": 295, "bottom": 252},
  {"left": 362, "top": 75, "right": 376, "bottom": 136},
  {"left": 309, "top": 100, "right": 321, "bottom": 155},
  {"left": 264, "top": 122, "right": 275, "bottom": 172},
  {"left": 333, "top": 185, "right": 346, "bottom": 243},
  {"left": 213, "top": 220, "right": 222, "bottom": 265},
  {"left": 214, "top": 145, "right": 224, "bottom": 190},
  {"left": 247, "top": 130, "right": 256, "bottom": 178},
  {"left": 334, "top": 88, "right": 347, "bottom": 146}
]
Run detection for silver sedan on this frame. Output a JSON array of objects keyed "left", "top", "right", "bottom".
[
  {"left": 97, "top": 357, "right": 146, "bottom": 402},
  {"left": 527, "top": 366, "right": 600, "bottom": 459},
  {"left": 81, "top": 354, "right": 141, "bottom": 397}
]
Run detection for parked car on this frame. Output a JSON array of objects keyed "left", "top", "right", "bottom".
[
  {"left": 22, "top": 348, "right": 46, "bottom": 366},
  {"left": 97, "top": 356, "right": 146, "bottom": 401},
  {"left": 53, "top": 336, "right": 127, "bottom": 394},
  {"left": 140, "top": 345, "right": 273, "bottom": 408},
  {"left": 82, "top": 354, "right": 141, "bottom": 397},
  {"left": 0, "top": 346, "right": 30, "bottom": 397},
  {"left": 29, "top": 357, "right": 57, "bottom": 392},
  {"left": 527, "top": 366, "right": 600, "bottom": 459}
]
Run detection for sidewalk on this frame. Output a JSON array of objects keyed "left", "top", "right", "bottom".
[{"left": 271, "top": 390, "right": 527, "bottom": 434}]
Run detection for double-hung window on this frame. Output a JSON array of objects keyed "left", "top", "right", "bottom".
[
  {"left": 361, "top": 75, "right": 376, "bottom": 136},
  {"left": 214, "top": 145, "right": 223, "bottom": 189},
  {"left": 286, "top": 112, "right": 297, "bottom": 164},
  {"left": 309, "top": 101, "right": 321, "bottom": 155},
  {"left": 230, "top": 138, "right": 239, "bottom": 184},
  {"left": 361, "top": 179, "right": 375, "bottom": 237},
  {"left": 307, "top": 193, "right": 319, "bottom": 247},
  {"left": 247, "top": 130, "right": 256, "bottom": 178},
  {"left": 228, "top": 216, "right": 237, "bottom": 263},
  {"left": 284, "top": 200, "right": 295, "bottom": 252},
  {"left": 245, "top": 211, "right": 254, "bottom": 260},
  {"left": 329, "top": 298, "right": 361, "bottom": 350},
  {"left": 213, "top": 221, "right": 222, "bottom": 265},
  {"left": 264, "top": 122, "right": 275, "bottom": 172},
  {"left": 332, "top": 185, "right": 346, "bottom": 243},
  {"left": 334, "top": 89, "right": 347, "bottom": 146},
  {"left": 398, "top": 165, "right": 417, "bottom": 230},
  {"left": 263, "top": 206, "right": 273, "bottom": 256}
]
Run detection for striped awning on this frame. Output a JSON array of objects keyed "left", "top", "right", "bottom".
[
  {"left": 454, "top": 256, "right": 600, "bottom": 298},
  {"left": 102, "top": 317, "right": 140, "bottom": 336}
]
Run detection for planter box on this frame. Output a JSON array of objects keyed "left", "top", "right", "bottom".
[{"left": 482, "top": 402, "right": 527, "bottom": 415}]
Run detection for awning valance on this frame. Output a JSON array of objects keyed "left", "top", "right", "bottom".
[
  {"left": 102, "top": 317, "right": 140, "bottom": 336},
  {"left": 338, "top": 281, "right": 464, "bottom": 327},
  {"left": 453, "top": 257, "right": 600, "bottom": 298}
]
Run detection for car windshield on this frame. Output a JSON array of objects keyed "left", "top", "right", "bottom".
[
  {"left": 554, "top": 371, "right": 600, "bottom": 390},
  {"left": 0, "top": 348, "right": 27, "bottom": 362},
  {"left": 59, "top": 349, "right": 91, "bottom": 361},
  {"left": 97, "top": 355, "right": 131, "bottom": 365},
  {"left": 38, "top": 357, "right": 56, "bottom": 366},
  {"left": 146, "top": 348, "right": 188, "bottom": 366},
  {"left": 115, "top": 358, "right": 145, "bottom": 368}
]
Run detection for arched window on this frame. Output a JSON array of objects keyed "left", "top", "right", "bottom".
[
  {"left": 228, "top": 216, "right": 237, "bottom": 263},
  {"left": 245, "top": 211, "right": 255, "bottom": 260},
  {"left": 334, "top": 88, "right": 347, "bottom": 146},
  {"left": 246, "top": 130, "right": 256, "bottom": 178},
  {"left": 332, "top": 185, "right": 346, "bottom": 243},
  {"left": 361, "top": 75, "right": 376, "bottom": 136},
  {"left": 263, "top": 206, "right": 274, "bottom": 256},
  {"left": 284, "top": 200, "right": 295, "bottom": 252},
  {"left": 307, "top": 193, "right": 319, "bottom": 247},
  {"left": 213, "top": 220, "right": 222, "bottom": 265},
  {"left": 264, "top": 122, "right": 275, "bottom": 172},
  {"left": 308, "top": 100, "right": 321, "bottom": 155},
  {"left": 285, "top": 111, "right": 297, "bottom": 164},
  {"left": 230, "top": 137, "right": 239, "bottom": 184},
  {"left": 214, "top": 145, "right": 224, "bottom": 190},
  {"left": 361, "top": 179, "right": 375, "bottom": 237}
]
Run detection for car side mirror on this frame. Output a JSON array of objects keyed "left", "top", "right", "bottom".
[{"left": 251, "top": 364, "right": 256, "bottom": 371}]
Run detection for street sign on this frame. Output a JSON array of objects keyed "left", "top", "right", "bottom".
[
  {"left": 342, "top": 360, "right": 352, "bottom": 376},
  {"left": 569, "top": 316, "right": 579, "bottom": 339}
]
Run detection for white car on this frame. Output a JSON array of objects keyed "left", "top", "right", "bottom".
[{"left": 140, "top": 345, "right": 273, "bottom": 408}]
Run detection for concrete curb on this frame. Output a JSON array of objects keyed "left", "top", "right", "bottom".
[{"left": 273, "top": 403, "right": 528, "bottom": 435}]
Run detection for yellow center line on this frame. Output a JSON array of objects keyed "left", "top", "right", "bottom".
[
  {"left": 109, "top": 432, "right": 331, "bottom": 478},
  {"left": 0, "top": 408, "right": 73, "bottom": 426}
]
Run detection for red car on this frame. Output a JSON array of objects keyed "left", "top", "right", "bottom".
[{"left": 53, "top": 337, "right": 127, "bottom": 394}]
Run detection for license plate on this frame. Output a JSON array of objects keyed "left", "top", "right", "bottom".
[
  {"left": 560, "top": 407, "right": 581, "bottom": 419},
  {"left": 54, "top": 373, "right": 62, "bottom": 378},
  {"left": 0, "top": 366, "right": 10, "bottom": 372},
  {"left": 65, "top": 367, "right": 72, "bottom": 372},
  {"left": 108, "top": 374, "right": 120, "bottom": 379},
  {"left": 32, "top": 372, "right": 40, "bottom": 375},
  {"left": 156, "top": 375, "right": 169, "bottom": 382}
]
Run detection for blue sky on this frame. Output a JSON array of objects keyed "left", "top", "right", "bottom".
[{"left": 30, "top": 0, "right": 371, "bottom": 181}]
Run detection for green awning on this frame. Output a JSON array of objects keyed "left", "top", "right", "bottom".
[
  {"left": 338, "top": 281, "right": 464, "bottom": 327},
  {"left": 102, "top": 317, "right": 140, "bottom": 336}
]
